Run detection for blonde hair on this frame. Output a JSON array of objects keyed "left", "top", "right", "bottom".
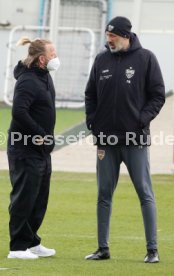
[{"left": 16, "top": 37, "right": 52, "bottom": 68}]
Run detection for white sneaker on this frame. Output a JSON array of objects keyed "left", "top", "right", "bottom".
[
  {"left": 29, "top": 244, "right": 56, "bottom": 257},
  {"left": 7, "top": 249, "right": 38, "bottom": 259}
]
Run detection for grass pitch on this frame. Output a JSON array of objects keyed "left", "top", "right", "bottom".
[{"left": 0, "top": 172, "right": 174, "bottom": 275}]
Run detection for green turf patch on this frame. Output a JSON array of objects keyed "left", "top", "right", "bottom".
[
  {"left": 0, "top": 172, "right": 174, "bottom": 275},
  {"left": 0, "top": 108, "right": 85, "bottom": 150}
]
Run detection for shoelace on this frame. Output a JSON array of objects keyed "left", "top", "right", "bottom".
[
  {"left": 147, "top": 250, "right": 157, "bottom": 258},
  {"left": 93, "top": 249, "right": 100, "bottom": 254}
]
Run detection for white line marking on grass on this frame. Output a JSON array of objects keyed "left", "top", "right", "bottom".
[
  {"left": 0, "top": 268, "right": 15, "bottom": 270},
  {"left": 53, "top": 234, "right": 174, "bottom": 241},
  {"left": 113, "top": 236, "right": 144, "bottom": 240},
  {"left": 52, "top": 234, "right": 144, "bottom": 240}
]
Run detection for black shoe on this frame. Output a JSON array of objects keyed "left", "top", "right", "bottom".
[
  {"left": 85, "top": 248, "right": 110, "bottom": 260},
  {"left": 144, "top": 249, "right": 160, "bottom": 263}
]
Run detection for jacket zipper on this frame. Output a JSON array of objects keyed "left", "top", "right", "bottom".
[{"left": 113, "top": 54, "right": 122, "bottom": 129}]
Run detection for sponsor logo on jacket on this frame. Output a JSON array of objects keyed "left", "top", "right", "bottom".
[{"left": 100, "top": 69, "right": 112, "bottom": 81}]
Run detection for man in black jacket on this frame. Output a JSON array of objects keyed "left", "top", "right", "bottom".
[
  {"left": 85, "top": 17, "right": 165, "bottom": 263},
  {"left": 7, "top": 37, "right": 60, "bottom": 259}
]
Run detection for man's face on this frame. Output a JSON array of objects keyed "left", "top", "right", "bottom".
[
  {"left": 106, "top": 31, "right": 125, "bottom": 53},
  {"left": 44, "top": 43, "right": 57, "bottom": 61},
  {"left": 39, "top": 43, "right": 57, "bottom": 68}
]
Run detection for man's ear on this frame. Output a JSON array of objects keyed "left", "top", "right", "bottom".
[{"left": 38, "top": 55, "right": 46, "bottom": 66}]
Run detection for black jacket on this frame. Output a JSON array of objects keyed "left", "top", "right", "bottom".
[
  {"left": 85, "top": 33, "right": 165, "bottom": 145},
  {"left": 8, "top": 61, "right": 56, "bottom": 157}
]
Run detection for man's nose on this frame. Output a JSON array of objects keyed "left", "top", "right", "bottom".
[{"left": 108, "top": 39, "right": 113, "bottom": 44}]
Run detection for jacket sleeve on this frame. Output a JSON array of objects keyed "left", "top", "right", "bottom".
[
  {"left": 85, "top": 58, "right": 98, "bottom": 130},
  {"left": 12, "top": 79, "right": 46, "bottom": 137},
  {"left": 140, "top": 52, "right": 165, "bottom": 128}
]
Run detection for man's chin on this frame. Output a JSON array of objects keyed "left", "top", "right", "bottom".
[{"left": 109, "top": 47, "right": 119, "bottom": 53}]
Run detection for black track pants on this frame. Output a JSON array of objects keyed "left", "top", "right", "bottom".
[{"left": 8, "top": 155, "right": 51, "bottom": 251}]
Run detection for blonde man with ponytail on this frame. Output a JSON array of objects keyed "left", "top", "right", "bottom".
[
  {"left": 16, "top": 37, "right": 60, "bottom": 70},
  {"left": 7, "top": 37, "right": 60, "bottom": 259}
]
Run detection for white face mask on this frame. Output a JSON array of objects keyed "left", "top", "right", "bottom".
[{"left": 47, "top": 57, "right": 60, "bottom": 71}]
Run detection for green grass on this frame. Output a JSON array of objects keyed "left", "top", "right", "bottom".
[
  {"left": 0, "top": 172, "right": 174, "bottom": 275},
  {"left": 54, "top": 109, "right": 84, "bottom": 134},
  {"left": 0, "top": 108, "right": 85, "bottom": 150}
]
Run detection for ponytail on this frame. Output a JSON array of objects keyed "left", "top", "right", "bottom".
[
  {"left": 16, "top": 37, "right": 52, "bottom": 68},
  {"left": 16, "top": 37, "right": 32, "bottom": 46}
]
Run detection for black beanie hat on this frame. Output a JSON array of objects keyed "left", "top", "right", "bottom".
[{"left": 105, "top": 16, "right": 132, "bottom": 38}]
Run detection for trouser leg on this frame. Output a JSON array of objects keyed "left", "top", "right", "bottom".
[
  {"left": 28, "top": 156, "right": 51, "bottom": 247},
  {"left": 97, "top": 146, "right": 121, "bottom": 248},
  {"left": 122, "top": 146, "right": 157, "bottom": 250},
  {"left": 8, "top": 155, "right": 51, "bottom": 251}
]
